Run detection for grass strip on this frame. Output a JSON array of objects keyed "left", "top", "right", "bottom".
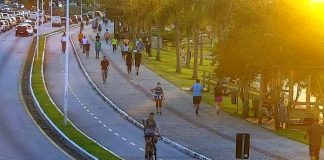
[
  {"left": 143, "top": 47, "right": 324, "bottom": 147},
  {"left": 32, "top": 34, "right": 121, "bottom": 159}
]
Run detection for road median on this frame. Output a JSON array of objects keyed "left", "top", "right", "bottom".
[{"left": 29, "top": 30, "right": 122, "bottom": 160}]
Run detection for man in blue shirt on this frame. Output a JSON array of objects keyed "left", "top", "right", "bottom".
[{"left": 191, "top": 79, "right": 203, "bottom": 116}]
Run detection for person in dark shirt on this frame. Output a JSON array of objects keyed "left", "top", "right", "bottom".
[
  {"left": 214, "top": 82, "right": 225, "bottom": 114},
  {"left": 100, "top": 56, "right": 109, "bottom": 84},
  {"left": 146, "top": 42, "right": 151, "bottom": 57},
  {"left": 96, "top": 33, "right": 100, "bottom": 41},
  {"left": 304, "top": 119, "right": 324, "bottom": 160},
  {"left": 126, "top": 52, "right": 133, "bottom": 74},
  {"left": 134, "top": 51, "right": 142, "bottom": 75}
]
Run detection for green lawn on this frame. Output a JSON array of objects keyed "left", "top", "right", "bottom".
[
  {"left": 32, "top": 36, "right": 120, "bottom": 159},
  {"left": 142, "top": 46, "right": 323, "bottom": 147}
]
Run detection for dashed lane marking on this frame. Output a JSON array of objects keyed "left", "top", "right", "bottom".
[
  {"left": 90, "top": 113, "right": 94, "bottom": 116},
  {"left": 108, "top": 129, "right": 112, "bottom": 132},
  {"left": 103, "top": 124, "right": 107, "bottom": 127},
  {"left": 86, "top": 110, "right": 90, "bottom": 112},
  {"left": 114, "top": 133, "right": 119, "bottom": 136},
  {"left": 98, "top": 120, "right": 102, "bottom": 123},
  {"left": 130, "top": 142, "right": 136, "bottom": 146},
  {"left": 139, "top": 148, "right": 145, "bottom": 152},
  {"left": 121, "top": 137, "right": 127, "bottom": 141},
  {"left": 94, "top": 116, "right": 98, "bottom": 119}
]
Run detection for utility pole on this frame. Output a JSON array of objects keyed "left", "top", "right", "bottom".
[
  {"left": 80, "top": 0, "right": 82, "bottom": 21},
  {"left": 63, "top": 0, "right": 70, "bottom": 126},
  {"left": 36, "top": 0, "right": 39, "bottom": 59},
  {"left": 50, "top": 0, "right": 53, "bottom": 27}
]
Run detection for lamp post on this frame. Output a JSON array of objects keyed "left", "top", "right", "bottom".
[
  {"left": 80, "top": 0, "right": 83, "bottom": 21},
  {"left": 50, "top": 0, "right": 53, "bottom": 27},
  {"left": 36, "top": 0, "right": 39, "bottom": 59},
  {"left": 63, "top": 0, "right": 70, "bottom": 126}
]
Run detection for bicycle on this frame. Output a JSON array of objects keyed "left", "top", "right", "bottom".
[{"left": 142, "top": 119, "right": 161, "bottom": 160}]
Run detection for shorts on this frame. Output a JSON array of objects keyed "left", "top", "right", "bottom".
[
  {"left": 215, "top": 96, "right": 222, "bottom": 102},
  {"left": 135, "top": 62, "right": 140, "bottom": 67},
  {"left": 193, "top": 96, "right": 202, "bottom": 105}
]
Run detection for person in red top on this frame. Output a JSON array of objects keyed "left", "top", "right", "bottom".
[{"left": 100, "top": 56, "right": 109, "bottom": 84}]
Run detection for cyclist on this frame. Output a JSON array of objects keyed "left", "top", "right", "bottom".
[
  {"left": 151, "top": 82, "right": 165, "bottom": 115},
  {"left": 104, "top": 29, "right": 110, "bottom": 44},
  {"left": 143, "top": 112, "right": 160, "bottom": 159},
  {"left": 100, "top": 56, "right": 109, "bottom": 84},
  {"left": 61, "top": 32, "right": 67, "bottom": 53}
]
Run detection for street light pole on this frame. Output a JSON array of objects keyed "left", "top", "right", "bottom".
[
  {"left": 80, "top": 0, "right": 82, "bottom": 21},
  {"left": 50, "top": 0, "right": 53, "bottom": 27},
  {"left": 63, "top": 0, "right": 70, "bottom": 126},
  {"left": 41, "top": 0, "right": 44, "bottom": 34},
  {"left": 36, "top": 0, "right": 39, "bottom": 59}
]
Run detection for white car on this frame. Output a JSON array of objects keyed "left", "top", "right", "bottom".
[
  {"left": 0, "top": 20, "right": 10, "bottom": 31},
  {"left": 22, "top": 19, "right": 37, "bottom": 33},
  {"left": 15, "top": 23, "right": 33, "bottom": 36},
  {"left": 0, "top": 21, "right": 5, "bottom": 32},
  {"left": 51, "top": 16, "right": 61, "bottom": 27}
]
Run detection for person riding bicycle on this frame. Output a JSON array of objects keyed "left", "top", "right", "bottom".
[{"left": 143, "top": 112, "right": 160, "bottom": 159}]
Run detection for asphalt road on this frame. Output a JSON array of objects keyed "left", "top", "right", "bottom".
[
  {"left": 0, "top": 25, "right": 71, "bottom": 159},
  {"left": 44, "top": 26, "right": 194, "bottom": 159}
]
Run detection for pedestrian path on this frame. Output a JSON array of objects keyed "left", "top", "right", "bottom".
[{"left": 70, "top": 22, "right": 323, "bottom": 160}]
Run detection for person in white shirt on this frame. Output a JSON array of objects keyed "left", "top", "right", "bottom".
[
  {"left": 81, "top": 36, "right": 88, "bottom": 53},
  {"left": 122, "top": 43, "right": 129, "bottom": 60},
  {"left": 61, "top": 32, "right": 67, "bottom": 53}
]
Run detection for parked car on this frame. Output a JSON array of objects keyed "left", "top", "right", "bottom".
[
  {"left": 15, "top": 23, "right": 33, "bottom": 36},
  {"left": 15, "top": 15, "right": 23, "bottom": 23},
  {"left": 0, "top": 20, "right": 5, "bottom": 32},
  {"left": 9, "top": 17, "right": 17, "bottom": 26},
  {"left": 0, "top": 20, "right": 10, "bottom": 31},
  {"left": 1, "top": 18, "right": 12, "bottom": 28}
]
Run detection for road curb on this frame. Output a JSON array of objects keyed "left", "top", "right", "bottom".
[{"left": 70, "top": 35, "right": 212, "bottom": 160}]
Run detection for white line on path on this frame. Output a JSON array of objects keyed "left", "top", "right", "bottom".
[
  {"left": 139, "top": 148, "right": 145, "bottom": 152},
  {"left": 94, "top": 116, "right": 98, "bottom": 119},
  {"left": 86, "top": 110, "right": 90, "bottom": 112},
  {"left": 121, "top": 137, "right": 127, "bottom": 141},
  {"left": 98, "top": 120, "right": 102, "bottom": 123},
  {"left": 103, "top": 124, "right": 107, "bottom": 127},
  {"left": 90, "top": 113, "right": 94, "bottom": 116},
  {"left": 108, "top": 129, "right": 112, "bottom": 132},
  {"left": 83, "top": 106, "right": 86, "bottom": 109},
  {"left": 114, "top": 133, "right": 119, "bottom": 136},
  {"left": 80, "top": 103, "right": 84, "bottom": 106},
  {"left": 130, "top": 142, "right": 136, "bottom": 146}
]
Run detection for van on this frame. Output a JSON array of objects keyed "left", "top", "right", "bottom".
[{"left": 52, "top": 16, "right": 61, "bottom": 27}]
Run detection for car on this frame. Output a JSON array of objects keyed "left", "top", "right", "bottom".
[
  {"left": 61, "top": 17, "right": 72, "bottom": 26},
  {"left": 9, "top": 17, "right": 17, "bottom": 26},
  {"left": 0, "top": 20, "right": 5, "bottom": 32},
  {"left": 1, "top": 18, "right": 12, "bottom": 28},
  {"left": 51, "top": 15, "right": 61, "bottom": 27},
  {"left": 71, "top": 15, "right": 78, "bottom": 24},
  {"left": 15, "top": 23, "right": 33, "bottom": 36},
  {"left": 22, "top": 19, "right": 37, "bottom": 33},
  {"left": 0, "top": 20, "right": 10, "bottom": 31},
  {"left": 15, "top": 15, "right": 23, "bottom": 23}
]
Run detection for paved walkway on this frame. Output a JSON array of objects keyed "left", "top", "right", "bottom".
[{"left": 70, "top": 22, "right": 323, "bottom": 160}]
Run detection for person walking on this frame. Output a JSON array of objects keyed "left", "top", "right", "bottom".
[
  {"left": 125, "top": 52, "right": 133, "bottom": 74},
  {"left": 95, "top": 39, "right": 102, "bottom": 59},
  {"left": 61, "top": 32, "right": 67, "bottom": 53},
  {"left": 123, "top": 37, "right": 129, "bottom": 45},
  {"left": 304, "top": 119, "right": 324, "bottom": 160},
  {"left": 134, "top": 50, "right": 142, "bottom": 75},
  {"left": 121, "top": 43, "right": 129, "bottom": 60},
  {"left": 214, "top": 82, "right": 225, "bottom": 114},
  {"left": 100, "top": 56, "right": 109, "bottom": 84},
  {"left": 81, "top": 36, "right": 88, "bottom": 53},
  {"left": 96, "top": 33, "right": 100, "bottom": 41},
  {"left": 111, "top": 37, "right": 118, "bottom": 53},
  {"left": 78, "top": 31, "right": 84, "bottom": 48},
  {"left": 151, "top": 82, "right": 165, "bottom": 115},
  {"left": 191, "top": 79, "right": 203, "bottom": 116},
  {"left": 137, "top": 39, "right": 144, "bottom": 53},
  {"left": 104, "top": 29, "right": 110, "bottom": 44},
  {"left": 146, "top": 41, "right": 151, "bottom": 58}
]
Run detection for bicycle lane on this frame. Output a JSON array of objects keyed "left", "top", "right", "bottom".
[{"left": 44, "top": 27, "right": 193, "bottom": 159}]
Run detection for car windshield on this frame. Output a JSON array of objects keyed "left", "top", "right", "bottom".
[{"left": 17, "top": 26, "right": 27, "bottom": 30}]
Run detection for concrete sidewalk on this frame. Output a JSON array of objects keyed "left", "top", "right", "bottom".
[{"left": 70, "top": 23, "right": 322, "bottom": 160}]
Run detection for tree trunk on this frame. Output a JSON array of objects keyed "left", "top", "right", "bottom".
[
  {"left": 199, "top": 32, "right": 203, "bottom": 66},
  {"left": 192, "top": 29, "right": 199, "bottom": 79},
  {"left": 242, "top": 80, "right": 250, "bottom": 118},
  {"left": 258, "top": 73, "right": 264, "bottom": 124},
  {"left": 156, "top": 23, "right": 161, "bottom": 61},
  {"left": 186, "top": 36, "right": 191, "bottom": 68},
  {"left": 175, "top": 21, "right": 181, "bottom": 73}
]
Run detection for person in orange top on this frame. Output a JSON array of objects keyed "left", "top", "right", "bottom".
[{"left": 78, "top": 31, "right": 84, "bottom": 48}]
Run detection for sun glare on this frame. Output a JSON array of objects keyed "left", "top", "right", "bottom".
[{"left": 311, "top": 0, "right": 324, "bottom": 3}]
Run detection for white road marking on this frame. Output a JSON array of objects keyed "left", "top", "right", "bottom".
[
  {"left": 139, "top": 148, "right": 145, "bottom": 152},
  {"left": 108, "top": 129, "right": 112, "bottom": 132},
  {"left": 86, "top": 110, "right": 90, "bottom": 112},
  {"left": 80, "top": 103, "right": 84, "bottom": 106},
  {"left": 121, "top": 137, "right": 127, "bottom": 141},
  {"left": 114, "top": 133, "right": 119, "bottom": 136},
  {"left": 130, "top": 142, "right": 136, "bottom": 146},
  {"left": 98, "top": 120, "right": 102, "bottom": 123},
  {"left": 103, "top": 124, "right": 107, "bottom": 127},
  {"left": 94, "top": 116, "right": 98, "bottom": 119},
  {"left": 78, "top": 100, "right": 81, "bottom": 103},
  {"left": 90, "top": 113, "right": 94, "bottom": 116},
  {"left": 83, "top": 106, "right": 86, "bottom": 109}
]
